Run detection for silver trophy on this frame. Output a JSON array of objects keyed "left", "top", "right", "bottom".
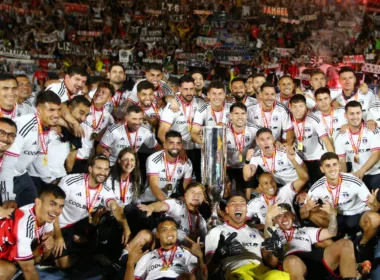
[{"left": 201, "top": 126, "right": 227, "bottom": 229}]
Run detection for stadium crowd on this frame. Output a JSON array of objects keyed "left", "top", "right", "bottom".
[{"left": 1, "top": 0, "right": 380, "bottom": 280}]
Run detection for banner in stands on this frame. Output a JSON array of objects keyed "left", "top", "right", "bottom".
[
  {"left": 280, "top": 18, "right": 300, "bottom": 24},
  {"left": 187, "top": 59, "right": 211, "bottom": 69},
  {"left": 119, "top": 49, "right": 133, "bottom": 64},
  {"left": 193, "top": 10, "right": 213, "bottom": 15},
  {"left": 362, "top": 63, "right": 380, "bottom": 74},
  {"left": 262, "top": 6, "right": 288, "bottom": 17},
  {"left": 0, "top": 4, "right": 24, "bottom": 14},
  {"left": 196, "top": 37, "right": 221, "bottom": 48},
  {"left": 275, "top": 48, "right": 296, "bottom": 57},
  {"left": 343, "top": 55, "right": 365, "bottom": 64},
  {"left": 299, "top": 14, "right": 317, "bottom": 21},
  {"left": 77, "top": 31, "right": 102, "bottom": 37},
  {"left": 0, "top": 47, "right": 30, "bottom": 59},
  {"left": 64, "top": 3, "right": 89, "bottom": 14},
  {"left": 34, "top": 31, "right": 60, "bottom": 43}
]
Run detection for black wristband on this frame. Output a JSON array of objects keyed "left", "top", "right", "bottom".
[{"left": 245, "top": 159, "right": 251, "bottom": 164}]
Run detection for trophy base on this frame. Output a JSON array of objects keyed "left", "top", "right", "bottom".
[{"left": 207, "top": 203, "right": 223, "bottom": 230}]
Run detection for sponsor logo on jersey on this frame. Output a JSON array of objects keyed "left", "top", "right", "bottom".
[
  {"left": 272, "top": 116, "right": 278, "bottom": 121},
  {"left": 137, "top": 137, "right": 142, "bottom": 142},
  {"left": 333, "top": 118, "right": 338, "bottom": 123},
  {"left": 254, "top": 116, "right": 259, "bottom": 119},
  {"left": 278, "top": 160, "right": 284, "bottom": 166},
  {"left": 249, "top": 233, "right": 256, "bottom": 238},
  {"left": 362, "top": 138, "right": 368, "bottom": 144},
  {"left": 24, "top": 151, "right": 39, "bottom": 155},
  {"left": 177, "top": 167, "right": 182, "bottom": 175},
  {"left": 342, "top": 192, "right": 350, "bottom": 198},
  {"left": 305, "top": 127, "right": 311, "bottom": 133},
  {"left": 175, "top": 254, "right": 183, "bottom": 258},
  {"left": 245, "top": 137, "right": 250, "bottom": 142},
  {"left": 76, "top": 192, "right": 82, "bottom": 196}
]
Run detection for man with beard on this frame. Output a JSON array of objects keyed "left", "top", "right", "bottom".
[
  {"left": 205, "top": 194, "right": 289, "bottom": 280},
  {"left": 125, "top": 216, "right": 207, "bottom": 280},
  {"left": 0, "top": 185, "right": 66, "bottom": 280},
  {"left": 264, "top": 202, "right": 357, "bottom": 280},
  {"left": 53, "top": 155, "right": 130, "bottom": 270},
  {"left": 334, "top": 101, "right": 380, "bottom": 189},
  {"left": 247, "top": 83, "right": 294, "bottom": 146},
  {"left": 289, "top": 94, "right": 334, "bottom": 184},
  {"left": 106, "top": 63, "right": 129, "bottom": 113},
  {"left": 140, "top": 130, "right": 193, "bottom": 203},
  {"left": 335, "top": 67, "right": 376, "bottom": 121},
  {"left": 227, "top": 103, "right": 260, "bottom": 199},
  {"left": 230, "top": 78, "right": 257, "bottom": 107},
  {"left": 128, "top": 63, "right": 173, "bottom": 107},
  {"left": 191, "top": 81, "right": 232, "bottom": 144},
  {"left": 15, "top": 75, "right": 35, "bottom": 116},
  {"left": 97, "top": 105, "right": 159, "bottom": 166},
  {"left": 0, "top": 118, "right": 19, "bottom": 204},
  {"left": 12, "top": 91, "right": 62, "bottom": 207},
  {"left": 308, "top": 152, "right": 380, "bottom": 261},
  {"left": 192, "top": 71, "right": 207, "bottom": 99},
  {"left": 138, "top": 182, "right": 207, "bottom": 244},
  {"left": 158, "top": 75, "right": 205, "bottom": 181},
  {"left": 246, "top": 73, "right": 266, "bottom": 99},
  {"left": 247, "top": 147, "right": 309, "bottom": 227},
  {"left": 73, "top": 82, "right": 115, "bottom": 174},
  {"left": 313, "top": 87, "right": 347, "bottom": 142},
  {"left": 276, "top": 75, "right": 315, "bottom": 109},
  {"left": 243, "top": 128, "right": 307, "bottom": 187}
]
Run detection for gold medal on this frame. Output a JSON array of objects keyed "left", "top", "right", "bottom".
[
  {"left": 88, "top": 215, "right": 92, "bottom": 224},
  {"left": 354, "top": 154, "right": 359, "bottom": 164},
  {"left": 297, "top": 142, "right": 304, "bottom": 151},
  {"left": 329, "top": 137, "right": 334, "bottom": 145},
  {"left": 42, "top": 155, "right": 48, "bottom": 166},
  {"left": 160, "top": 264, "right": 170, "bottom": 271},
  {"left": 188, "top": 125, "right": 192, "bottom": 132},
  {"left": 91, "top": 132, "right": 98, "bottom": 140},
  {"left": 238, "top": 153, "right": 243, "bottom": 162}
]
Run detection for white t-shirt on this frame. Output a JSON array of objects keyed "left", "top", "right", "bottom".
[
  {"left": 134, "top": 246, "right": 197, "bottom": 280},
  {"left": 205, "top": 222, "right": 264, "bottom": 277},
  {"left": 226, "top": 123, "right": 260, "bottom": 168},
  {"left": 140, "top": 151, "right": 193, "bottom": 202},
  {"left": 104, "top": 176, "right": 135, "bottom": 206},
  {"left": 249, "top": 148, "right": 304, "bottom": 186},
  {"left": 292, "top": 114, "right": 329, "bottom": 161},
  {"left": 313, "top": 108, "right": 347, "bottom": 141},
  {"left": 58, "top": 173, "right": 116, "bottom": 228},
  {"left": 46, "top": 80, "right": 82, "bottom": 103},
  {"left": 0, "top": 146, "right": 19, "bottom": 201},
  {"left": 129, "top": 79, "right": 173, "bottom": 105},
  {"left": 102, "top": 89, "right": 130, "bottom": 113},
  {"left": 193, "top": 102, "right": 232, "bottom": 126},
  {"left": 247, "top": 102, "right": 293, "bottom": 141},
  {"left": 308, "top": 172, "right": 370, "bottom": 216},
  {"left": 232, "top": 96, "right": 258, "bottom": 108},
  {"left": 76, "top": 106, "right": 114, "bottom": 160},
  {"left": 99, "top": 124, "right": 157, "bottom": 166},
  {"left": 276, "top": 94, "right": 316, "bottom": 109},
  {"left": 335, "top": 127, "right": 380, "bottom": 175},
  {"left": 160, "top": 96, "right": 205, "bottom": 150},
  {"left": 275, "top": 226, "right": 321, "bottom": 255},
  {"left": 163, "top": 199, "right": 207, "bottom": 243},
  {"left": 335, "top": 89, "right": 376, "bottom": 120},
  {"left": 247, "top": 183, "right": 297, "bottom": 224},
  {"left": 367, "top": 101, "right": 380, "bottom": 127}
]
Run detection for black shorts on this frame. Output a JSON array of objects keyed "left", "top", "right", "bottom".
[
  {"left": 337, "top": 212, "right": 364, "bottom": 236},
  {"left": 288, "top": 248, "right": 340, "bottom": 280},
  {"left": 227, "top": 167, "right": 256, "bottom": 189},
  {"left": 55, "top": 217, "right": 95, "bottom": 259},
  {"left": 363, "top": 173, "right": 380, "bottom": 191}
]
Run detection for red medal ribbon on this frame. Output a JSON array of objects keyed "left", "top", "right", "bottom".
[
  {"left": 30, "top": 207, "right": 44, "bottom": 256},
  {"left": 120, "top": 175, "right": 130, "bottom": 204},
  {"left": 292, "top": 116, "right": 306, "bottom": 142},
  {"left": 259, "top": 102, "right": 275, "bottom": 128},
  {"left": 347, "top": 123, "right": 364, "bottom": 156},
  {"left": 211, "top": 103, "right": 225, "bottom": 124},
  {"left": 113, "top": 90, "right": 123, "bottom": 108},
  {"left": 36, "top": 114, "right": 48, "bottom": 156},
  {"left": 321, "top": 109, "right": 334, "bottom": 137},
  {"left": 263, "top": 194, "right": 277, "bottom": 206},
  {"left": 179, "top": 96, "right": 194, "bottom": 125},
  {"left": 187, "top": 209, "right": 200, "bottom": 233},
  {"left": 229, "top": 123, "right": 245, "bottom": 155},
  {"left": 283, "top": 227, "right": 295, "bottom": 242},
  {"left": 158, "top": 245, "right": 177, "bottom": 268},
  {"left": 91, "top": 106, "right": 104, "bottom": 131},
  {"left": 0, "top": 104, "right": 16, "bottom": 119},
  {"left": 85, "top": 174, "right": 103, "bottom": 216},
  {"left": 125, "top": 126, "right": 138, "bottom": 151},
  {"left": 326, "top": 174, "right": 342, "bottom": 208},
  {"left": 163, "top": 152, "right": 179, "bottom": 183},
  {"left": 262, "top": 149, "right": 276, "bottom": 173}
]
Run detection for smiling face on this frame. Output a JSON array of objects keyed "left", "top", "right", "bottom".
[
  {"left": 180, "top": 82, "right": 195, "bottom": 103},
  {"left": 118, "top": 152, "right": 136, "bottom": 174},
  {"left": 275, "top": 211, "right": 294, "bottom": 230},
  {"left": 0, "top": 79, "right": 18, "bottom": 110},
  {"left": 256, "top": 131, "right": 275, "bottom": 155},
  {"left": 310, "top": 73, "right": 326, "bottom": 91},
  {"left": 37, "top": 102, "right": 62, "bottom": 127},
  {"left": 260, "top": 86, "right": 276, "bottom": 109},
  {"left": 93, "top": 87, "right": 112, "bottom": 107},
  {"left": 126, "top": 111, "right": 144, "bottom": 131},
  {"left": 253, "top": 76, "right": 266, "bottom": 95},
  {"left": 156, "top": 220, "right": 178, "bottom": 249},
  {"left": 64, "top": 74, "right": 87, "bottom": 94},
  {"left": 208, "top": 87, "right": 226, "bottom": 109},
  {"left": 164, "top": 136, "right": 182, "bottom": 158},
  {"left": 290, "top": 101, "right": 307, "bottom": 121},
  {"left": 89, "top": 159, "right": 110, "bottom": 184},
  {"left": 278, "top": 77, "right": 294, "bottom": 97},
  {"left": 339, "top": 71, "right": 356, "bottom": 92},
  {"left": 0, "top": 121, "right": 16, "bottom": 153},
  {"left": 35, "top": 193, "right": 65, "bottom": 224},
  {"left": 315, "top": 93, "right": 332, "bottom": 114},
  {"left": 231, "top": 81, "right": 246, "bottom": 101},
  {"left": 184, "top": 186, "right": 204, "bottom": 209},
  {"left": 16, "top": 76, "right": 32, "bottom": 101},
  {"left": 70, "top": 103, "right": 90, "bottom": 124},
  {"left": 146, "top": 69, "right": 162, "bottom": 89},
  {"left": 230, "top": 106, "right": 247, "bottom": 128},
  {"left": 138, "top": 88, "right": 154, "bottom": 107},
  {"left": 345, "top": 106, "right": 362, "bottom": 129},
  {"left": 320, "top": 158, "right": 341, "bottom": 182},
  {"left": 191, "top": 73, "right": 204, "bottom": 91},
  {"left": 225, "top": 195, "right": 247, "bottom": 226},
  {"left": 258, "top": 173, "right": 278, "bottom": 197}
]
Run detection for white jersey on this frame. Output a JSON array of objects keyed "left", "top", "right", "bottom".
[
  {"left": 249, "top": 148, "right": 304, "bottom": 186},
  {"left": 138, "top": 103, "right": 162, "bottom": 132},
  {"left": 335, "top": 127, "right": 380, "bottom": 175},
  {"left": 104, "top": 176, "right": 135, "bottom": 206},
  {"left": 46, "top": 80, "right": 82, "bottom": 103},
  {"left": 247, "top": 102, "right": 293, "bottom": 141},
  {"left": 275, "top": 226, "right": 321, "bottom": 255},
  {"left": 0, "top": 147, "right": 20, "bottom": 201},
  {"left": 193, "top": 102, "right": 232, "bottom": 126},
  {"left": 76, "top": 106, "right": 114, "bottom": 160},
  {"left": 12, "top": 114, "right": 53, "bottom": 176},
  {"left": 313, "top": 108, "right": 347, "bottom": 141},
  {"left": 129, "top": 79, "right": 173, "bottom": 105},
  {"left": 308, "top": 173, "right": 370, "bottom": 216},
  {"left": 163, "top": 199, "right": 207, "bottom": 244},
  {"left": 335, "top": 89, "right": 376, "bottom": 120},
  {"left": 292, "top": 114, "right": 328, "bottom": 161},
  {"left": 10, "top": 203, "right": 54, "bottom": 261},
  {"left": 205, "top": 222, "right": 264, "bottom": 276},
  {"left": 134, "top": 246, "right": 197, "bottom": 280},
  {"left": 232, "top": 96, "right": 257, "bottom": 107},
  {"left": 27, "top": 130, "right": 70, "bottom": 183},
  {"left": 160, "top": 96, "right": 205, "bottom": 150},
  {"left": 0, "top": 101, "right": 35, "bottom": 119},
  {"left": 304, "top": 88, "right": 342, "bottom": 107},
  {"left": 276, "top": 93, "right": 316, "bottom": 109},
  {"left": 58, "top": 173, "right": 116, "bottom": 228},
  {"left": 99, "top": 124, "right": 157, "bottom": 165},
  {"left": 141, "top": 151, "right": 193, "bottom": 202},
  {"left": 226, "top": 123, "right": 260, "bottom": 168},
  {"left": 247, "top": 183, "right": 297, "bottom": 224},
  {"left": 367, "top": 101, "right": 380, "bottom": 127},
  {"left": 102, "top": 89, "right": 130, "bottom": 113}
]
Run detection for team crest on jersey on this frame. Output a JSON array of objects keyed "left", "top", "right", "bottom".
[
  {"left": 272, "top": 116, "right": 278, "bottom": 121},
  {"left": 175, "top": 253, "right": 183, "bottom": 258},
  {"left": 278, "top": 160, "right": 284, "bottom": 166},
  {"left": 177, "top": 167, "right": 182, "bottom": 174},
  {"left": 249, "top": 233, "right": 256, "bottom": 238},
  {"left": 137, "top": 136, "right": 142, "bottom": 143},
  {"left": 333, "top": 118, "right": 338, "bottom": 123},
  {"left": 342, "top": 192, "right": 350, "bottom": 198},
  {"left": 360, "top": 100, "right": 364, "bottom": 105},
  {"left": 245, "top": 137, "right": 250, "bottom": 142},
  {"left": 305, "top": 127, "right": 311, "bottom": 133},
  {"left": 362, "top": 138, "right": 368, "bottom": 144}
]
